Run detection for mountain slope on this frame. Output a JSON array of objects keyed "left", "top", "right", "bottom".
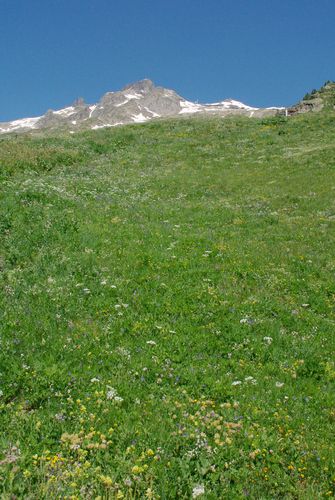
[{"left": 0, "top": 79, "right": 282, "bottom": 134}]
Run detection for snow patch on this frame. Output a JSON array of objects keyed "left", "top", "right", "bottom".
[
  {"left": 91, "top": 122, "right": 123, "bottom": 130},
  {"left": 0, "top": 116, "right": 41, "bottom": 133},
  {"left": 124, "top": 93, "right": 142, "bottom": 100},
  {"left": 92, "top": 124, "right": 110, "bottom": 130},
  {"left": 179, "top": 100, "right": 202, "bottom": 114},
  {"left": 89, "top": 105, "right": 97, "bottom": 117},
  {"left": 143, "top": 106, "right": 160, "bottom": 117},
  {"left": 224, "top": 99, "right": 258, "bottom": 110},
  {"left": 131, "top": 113, "right": 148, "bottom": 123},
  {"left": 205, "top": 99, "right": 258, "bottom": 111},
  {"left": 115, "top": 99, "right": 129, "bottom": 107},
  {"left": 53, "top": 106, "right": 76, "bottom": 117}
]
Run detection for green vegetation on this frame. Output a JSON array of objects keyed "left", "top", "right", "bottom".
[
  {"left": 0, "top": 112, "right": 334, "bottom": 498},
  {"left": 302, "top": 81, "right": 335, "bottom": 108}
]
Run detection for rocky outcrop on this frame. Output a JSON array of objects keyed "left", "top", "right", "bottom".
[{"left": 288, "top": 81, "right": 335, "bottom": 115}]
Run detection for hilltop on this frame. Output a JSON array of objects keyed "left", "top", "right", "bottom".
[{"left": 289, "top": 80, "right": 335, "bottom": 114}]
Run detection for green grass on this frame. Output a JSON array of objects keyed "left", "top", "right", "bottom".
[{"left": 0, "top": 113, "right": 334, "bottom": 498}]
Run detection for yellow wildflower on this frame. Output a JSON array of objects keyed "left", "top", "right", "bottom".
[{"left": 99, "top": 474, "right": 113, "bottom": 487}]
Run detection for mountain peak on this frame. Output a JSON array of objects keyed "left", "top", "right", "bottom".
[
  {"left": 122, "top": 79, "right": 155, "bottom": 94},
  {"left": 0, "top": 79, "right": 284, "bottom": 135}
]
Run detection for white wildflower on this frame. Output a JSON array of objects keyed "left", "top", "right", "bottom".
[
  {"left": 245, "top": 376, "right": 257, "bottom": 384},
  {"left": 90, "top": 377, "right": 100, "bottom": 383},
  {"left": 202, "top": 250, "right": 212, "bottom": 257},
  {"left": 106, "top": 387, "right": 117, "bottom": 400},
  {"left": 276, "top": 382, "right": 284, "bottom": 388},
  {"left": 106, "top": 386, "right": 123, "bottom": 404},
  {"left": 192, "top": 484, "right": 205, "bottom": 498},
  {"left": 263, "top": 336, "right": 273, "bottom": 344},
  {"left": 232, "top": 380, "right": 242, "bottom": 386},
  {"left": 116, "top": 347, "right": 131, "bottom": 359},
  {"left": 55, "top": 413, "right": 66, "bottom": 421},
  {"left": 240, "top": 316, "right": 255, "bottom": 325},
  {"left": 146, "top": 340, "right": 157, "bottom": 346}
]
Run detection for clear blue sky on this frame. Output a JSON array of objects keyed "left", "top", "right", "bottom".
[{"left": 1, "top": 0, "right": 334, "bottom": 121}]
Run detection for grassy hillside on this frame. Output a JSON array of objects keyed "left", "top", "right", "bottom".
[
  {"left": 0, "top": 112, "right": 334, "bottom": 498},
  {"left": 303, "top": 81, "right": 335, "bottom": 109}
]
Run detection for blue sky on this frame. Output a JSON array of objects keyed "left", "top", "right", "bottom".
[{"left": 1, "top": 0, "right": 334, "bottom": 120}]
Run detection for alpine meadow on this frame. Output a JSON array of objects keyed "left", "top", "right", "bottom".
[{"left": 0, "top": 109, "right": 334, "bottom": 498}]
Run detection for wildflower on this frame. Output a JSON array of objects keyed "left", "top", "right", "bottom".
[
  {"left": 90, "top": 377, "right": 100, "bottom": 383},
  {"left": 106, "top": 387, "right": 117, "bottom": 400},
  {"left": 192, "top": 484, "right": 205, "bottom": 498},
  {"left": 245, "top": 376, "right": 257, "bottom": 384},
  {"left": 146, "top": 340, "right": 157, "bottom": 346},
  {"left": 106, "top": 386, "right": 123, "bottom": 403},
  {"left": 132, "top": 465, "right": 144, "bottom": 474},
  {"left": 55, "top": 413, "right": 66, "bottom": 421},
  {"left": 99, "top": 474, "right": 113, "bottom": 487},
  {"left": 263, "top": 336, "right": 273, "bottom": 344},
  {"left": 276, "top": 382, "right": 284, "bottom": 388},
  {"left": 249, "top": 449, "right": 261, "bottom": 459},
  {"left": 240, "top": 317, "right": 255, "bottom": 325},
  {"left": 232, "top": 380, "right": 242, "bottom": 386}
]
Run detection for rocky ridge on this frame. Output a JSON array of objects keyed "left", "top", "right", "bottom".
[{"left": 0, "top": 79, "right": 284, "bottom": 134}]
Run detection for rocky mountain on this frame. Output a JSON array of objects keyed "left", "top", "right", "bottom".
[
  {"left": 0, "top": 79, "right": 284, "bottom": 135},
  {"left": 288, "top": 81, "right": 335, "bottom": 114}
]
